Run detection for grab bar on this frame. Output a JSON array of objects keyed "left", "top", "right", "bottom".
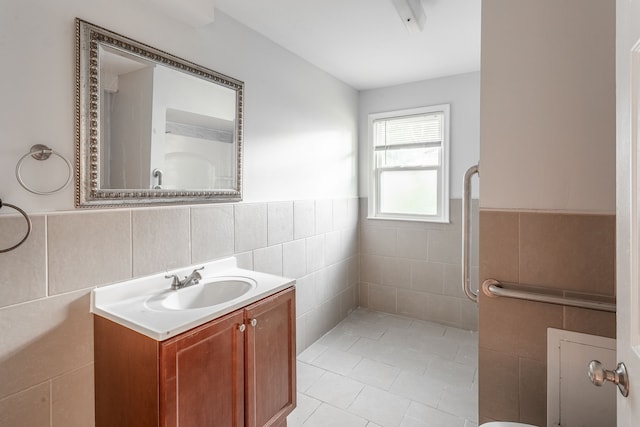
[
  {"left": 481, "top": 279, "right": 616, "bottom": 313},
  {"left": 462, "top": 164, "right": 479, "bottom": 303}
]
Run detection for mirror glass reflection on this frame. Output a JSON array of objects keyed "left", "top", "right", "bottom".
[{"left": 99, "top": 46, "right": 237, "bottom": 191}]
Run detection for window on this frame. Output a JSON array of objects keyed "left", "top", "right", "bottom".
[{"left": 368, "top": 104, "right": 450, "bottom": 222}]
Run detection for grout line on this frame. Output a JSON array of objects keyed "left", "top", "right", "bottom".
[
  {"left": 129, "top": 210, "right": 134, "bottom": 278},
  {"left": 188, "top": 206, "right": 193, "bottom": 264},
  {"left": 44, "top": 215, "right": 50, "bottom": 298},
  {"left": 49, "top": 380, "right": 53, "bottom": 427}
]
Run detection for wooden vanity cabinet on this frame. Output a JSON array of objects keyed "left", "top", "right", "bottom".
[{"left": 94, "top": 287, "right": 296, "bottom": 427}]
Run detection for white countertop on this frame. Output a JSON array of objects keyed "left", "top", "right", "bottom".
[{"left": 91, "top": 257, "right": 295, "bottom": 341}]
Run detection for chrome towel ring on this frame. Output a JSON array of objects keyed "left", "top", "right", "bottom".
[
  {"left": 0, "top": 199, "right": 32, "bottom": 253},
  {"left": 15, "top": 144, "right": 73, "bottom": 195}
]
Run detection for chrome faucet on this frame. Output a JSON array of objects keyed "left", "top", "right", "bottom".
[{"left": 165, "top": 266, "right": 204, "bottom": 290}]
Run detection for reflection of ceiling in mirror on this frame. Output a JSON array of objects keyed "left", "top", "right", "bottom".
[
  {"left": 100, "top": 46, "right": 152, "bottom": 76},
  {"left": 100, "top": 46, "right": 154, "bottom": 93}
]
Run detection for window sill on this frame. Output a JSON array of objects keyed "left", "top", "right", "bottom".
[{"left": 366, "top": 215, "right": 450, "bottom": 224}]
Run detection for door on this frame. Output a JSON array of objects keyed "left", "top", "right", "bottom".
[
  {"left": 244, "top": 288, "right": 296, "bottom": 427},
  {"left": 160, "top": 310, "right": 245, "bottom": 427},
  {"left": 617, "top": 0, "right": 640, "bottom": 424}
]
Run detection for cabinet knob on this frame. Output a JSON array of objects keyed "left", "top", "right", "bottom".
[
  {"left": 238, "top": 324, "right": 246, "bottom": 332},
  {"left": 250, "top": 318, "right": 258, "bottom": 327}
]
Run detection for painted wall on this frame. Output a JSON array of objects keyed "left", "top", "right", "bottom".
[
  {"left": 1, "top": 0, "right": 357, "bottom": 212},
  {"left": 480, "top": 0, "right": 615, "bottom": 213},
  {"left": 358, "top": 72, "right": 480, "bottom": 200},
  {"left": 0, "top": 1, "right": 359, "bottom": 425},
  {"left": 478, "top": 0, "right": 616, "bottom": 425}
]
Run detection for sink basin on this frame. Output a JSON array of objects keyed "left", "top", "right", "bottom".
[{"left": 146, "top": 277, "right": 256, "bottom": 310}]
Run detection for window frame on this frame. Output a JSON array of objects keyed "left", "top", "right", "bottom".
[{"left": 368, "top": 104, "right": 450, "bottom": 223}]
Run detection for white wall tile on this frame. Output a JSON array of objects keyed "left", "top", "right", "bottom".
[
  {"left": 315, "top": 199, "right": 333, "bottom": 234},
  {"left": 360, "top": 254, "right": 383, "bottom": 284},
  {"left": 396, "top": 289, "right": 428, "bottom": 320},
  {"left": 0, "top": 382, "right": 50, "bottom": 427},
  {"left": 253, "top": 244, "right": 283, "bottom": 276},
  {"left": 368, "top": 284, "right": 397, "bottom": 314},
  {"left": 310, "top": 269, "right": 329, "bottom": 304},
  {"left": 48, "top": 211, "right": 132, "bottom": 294},
  {"left": 191, "top": 205, "right": 234, "bottom": 263},
  {"left": 0, "top": 290, "right": 93, "bottom": 399},
  {"left": 294, "top": 274, "right": 315, "bottom": 316},
  {"left": 325, "top": 230, "right": 342, "bottom": 266},
  {"left": 295, "top": 312, "right": 309, "bottom": 355},
  {"left": 381, "top": 257, "right": 412, "bottom": 289},
  {"left": 268, "top": 201, "right": 294, "bottom": 245},
  {"left": 333, "top": 198, "right": 350, "bottom": 230},
  {"left": 359, "top": 282, "right": 370, "bottom": 308},
  {"left": 424, "top": 294, "right": 462, "bottom": 326},
  {"left": 325, "top": 262, "right": 347, "bottom": 299},
  {"left": 443, "top": 263, "right": 465, "bottom": 298},
  {"left": 234, "top": 203, "right": 268, "bottom": 253},
  {"left": 235, "top": 251, "right": 254, "bottom": 269},
  {"left": 52, "top": 364, "right": 95, "bottom": 427},
  {"left": 397, "top": 228, "right": 428, "bottom": 260},
  {"left": 339, "top": 285, "right": 359, "bottom": 319},
  {"left": 411, "top": 261, "right": 445, "bottom": 294},
  {"left": 306, "top": 234, "right": 325, "bottom": 273},
  {"left": 0, "top": 215, "right": 46, "bottom": 308},
  {"left": 283, "top": 239, "right": 307, "bottom": 278},
  {"left": 360, "top": 225, "right": 397, "bottom": 257},
  {"left": 294, "top": 200, "right": 315, "bottom": 239},
  {"left": 132, "top": 208, "right": 190, "bottom": 276},
  {"left": 359, "top": 198, "right": 476, "bottom": 330},
  {"left": 342, "top": 227, "right": 359, "bottom": 259},
  {"left": 428, "top": 229, "right": 462, "bottom": 264}
]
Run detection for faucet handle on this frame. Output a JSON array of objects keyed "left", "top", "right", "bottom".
[
  {"left": 165, "top": 274, "right": 181, "bottom": 289},
  {"left": 191, "top": 266, "right": 204, "bottom": 284}
]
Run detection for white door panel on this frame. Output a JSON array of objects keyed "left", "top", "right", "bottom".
[{"left": 617, "top": 0, "right": 640, "bottom": 424}]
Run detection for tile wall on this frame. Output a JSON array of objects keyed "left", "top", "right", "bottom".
[
  {"left": 478, "top": 210, "right": 616, "bottom": 426},
  {"left": 358, "top": 198, "right": 479, "bottom": 331},
  {"left": 0, "top": 197, "right": 359, "bottom": 426}
]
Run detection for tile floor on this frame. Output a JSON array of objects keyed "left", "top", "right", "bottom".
[{"left": 287, "top": 308, "right": 479, "bottom": 427}]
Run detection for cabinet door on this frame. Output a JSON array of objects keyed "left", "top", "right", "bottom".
[
  {"left": 160, "top": 310, "right": 245, "bottom": 427},
  {"left": 244, "top": 287, "right": 296, "bottom": 427}
]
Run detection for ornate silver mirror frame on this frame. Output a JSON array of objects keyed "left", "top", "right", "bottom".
[{"left": 75, "top": 18, "right": 244, "bottom": 207}]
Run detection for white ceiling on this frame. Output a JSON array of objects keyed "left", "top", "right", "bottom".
[{"left": 215, "top": 0, "right": 481, "bottom": 90}]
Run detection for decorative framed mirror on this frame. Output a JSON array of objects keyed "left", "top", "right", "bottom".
[{"left": 75, "top": 18, "right": 243, "bottom": 207}]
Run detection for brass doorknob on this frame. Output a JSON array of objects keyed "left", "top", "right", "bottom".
[{"left": 588, "top": 360, "right": 629, "bottom": 397}]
